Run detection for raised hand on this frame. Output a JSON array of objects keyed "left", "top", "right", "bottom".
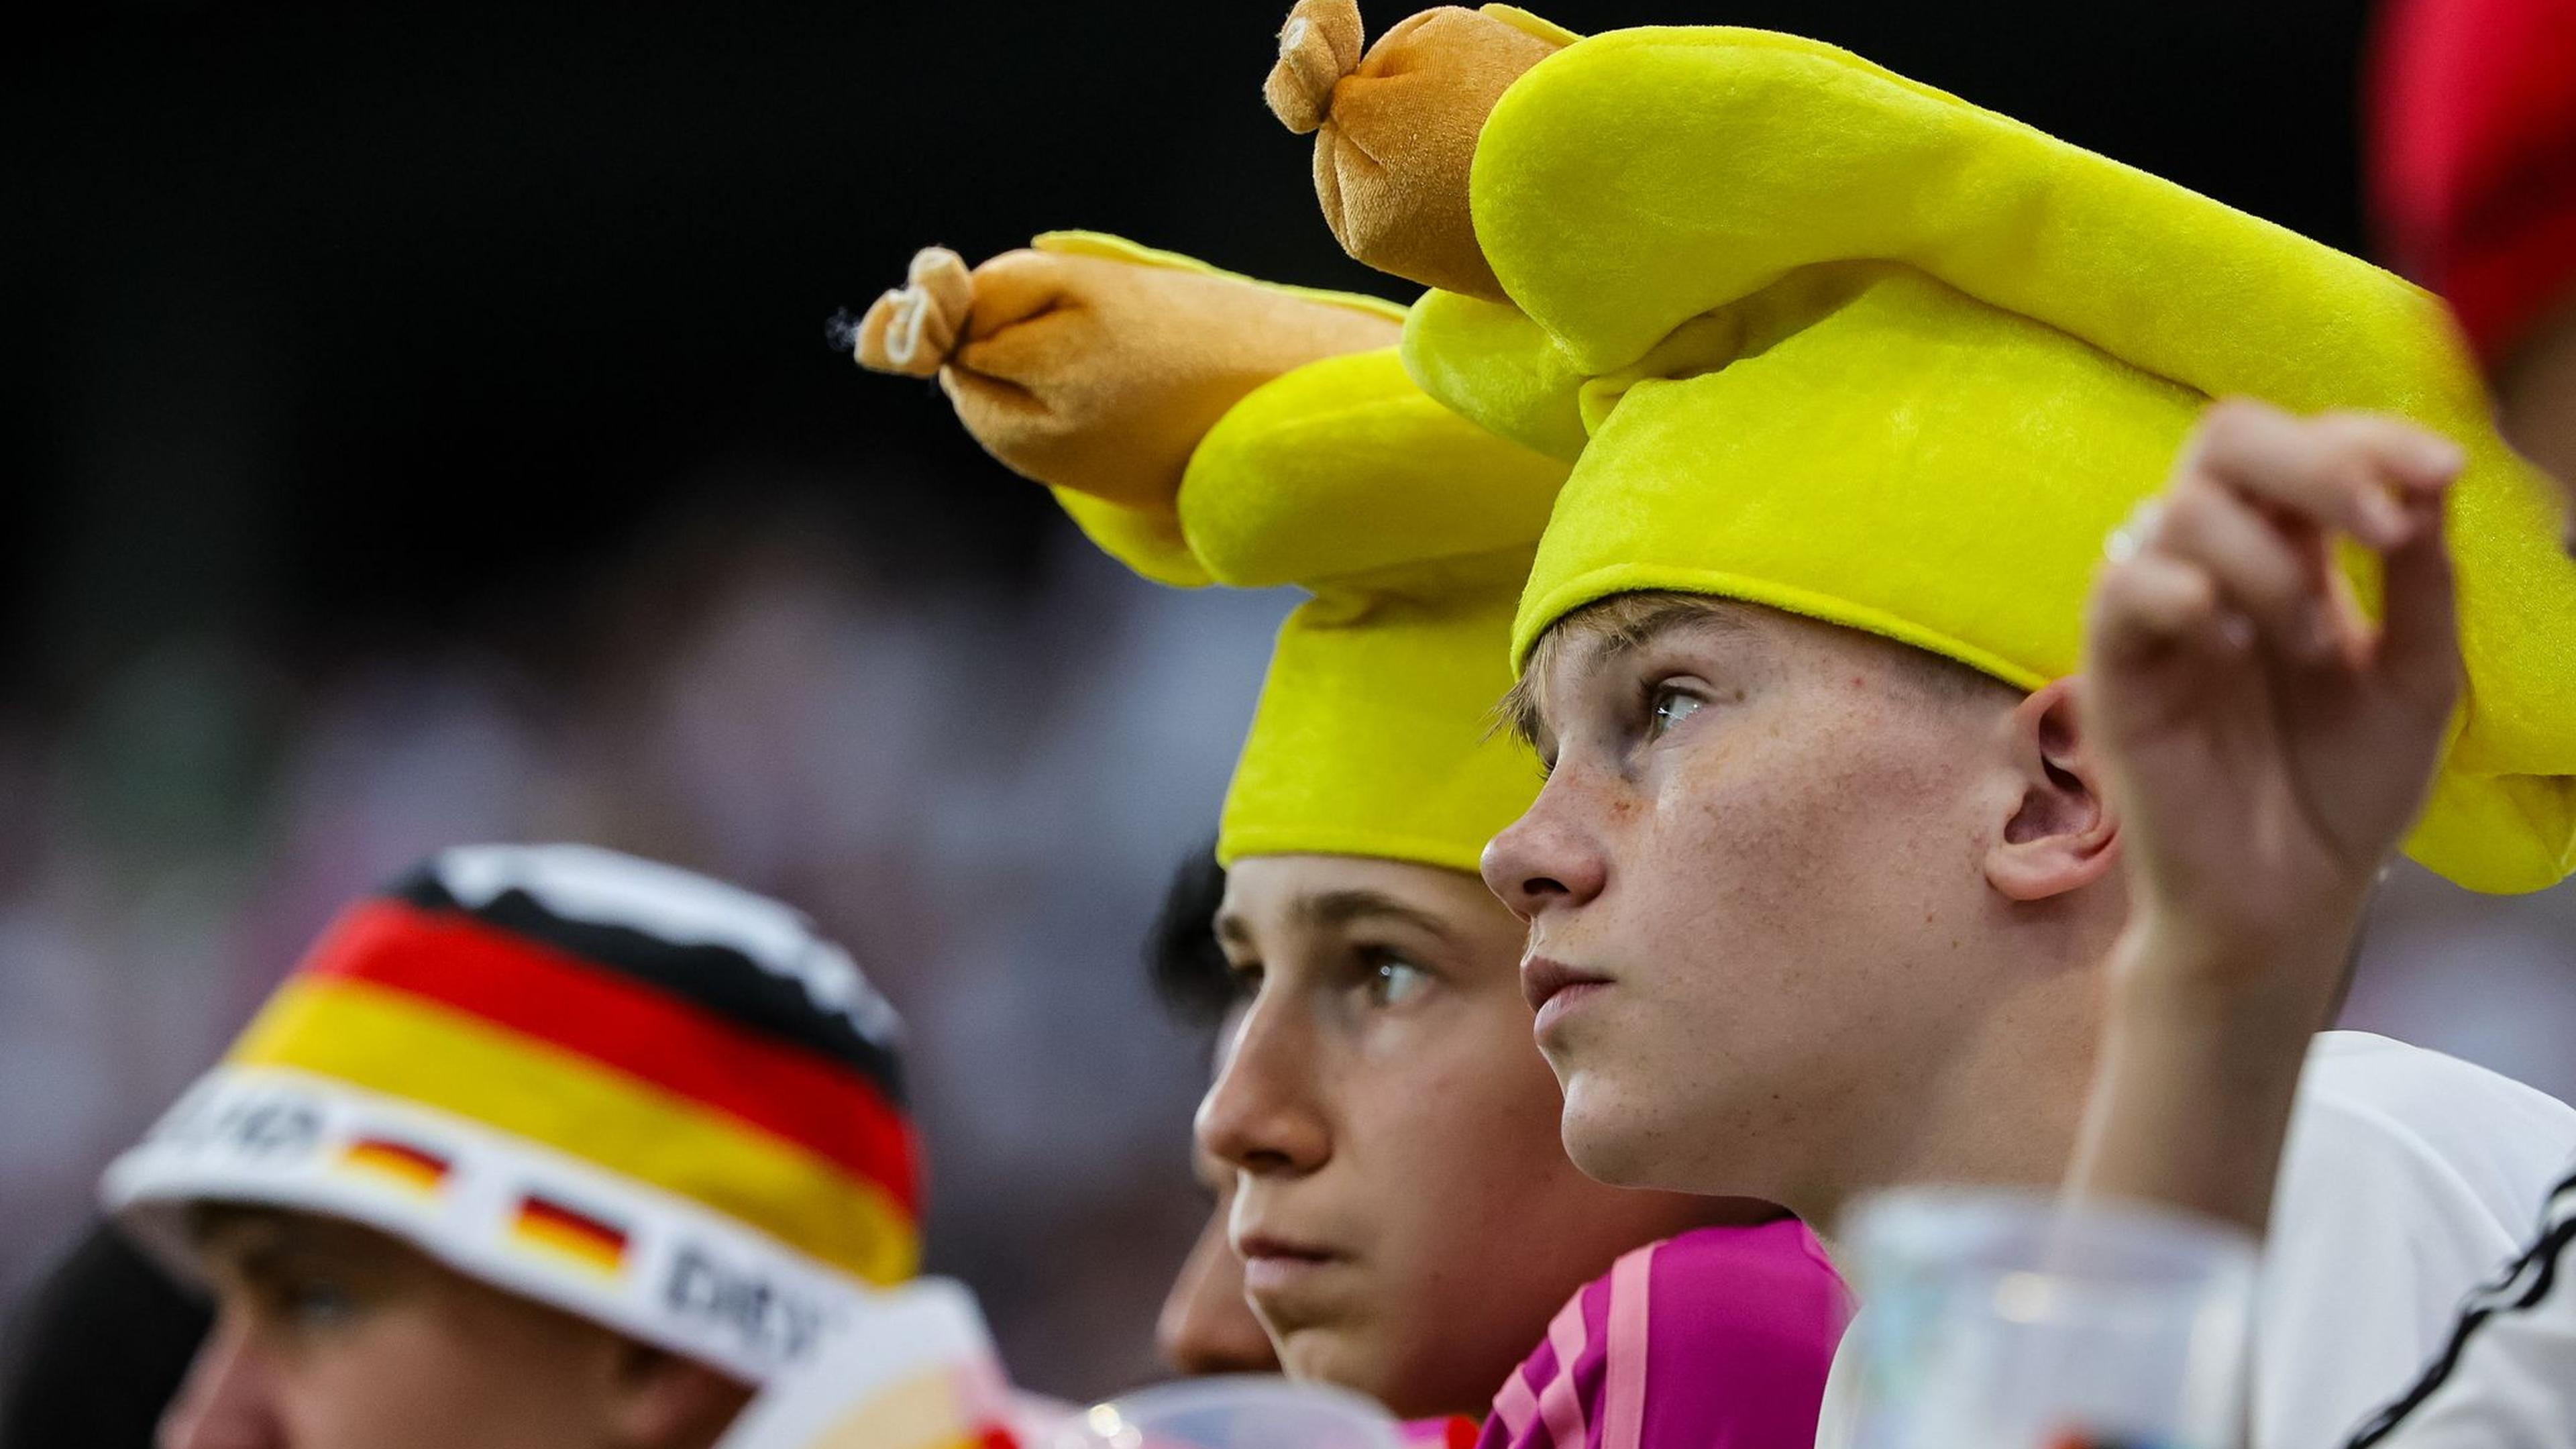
[
  {"left": 2070, "top": 398, "right": 2466, "bottom": 1232},
  {"left": 2084, "top": 398, "right": 2464, "bottom": 996}
]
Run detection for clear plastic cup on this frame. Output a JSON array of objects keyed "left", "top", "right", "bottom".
[
  {"left": 1841, "top": 1187, "right": 2259, "bottom": 1449},
  {"left": 1040, "top": 1375, "right": 1403, "bottom": 1449}
]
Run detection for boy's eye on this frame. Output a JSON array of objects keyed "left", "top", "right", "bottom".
[
  {"left": 1362, "top": 956, "right": 1433, "bottom": 1008},
  {"left": 1647, "top": 685, "right": 1704, "bottom": 737},
  {"left": 272, "top": 1275, "right": 360, "bottom": 1332}
]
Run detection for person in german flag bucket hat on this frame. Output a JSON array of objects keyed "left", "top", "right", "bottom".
[{"left": 101, "top": 843, "right": 921, "bottom": 1449}]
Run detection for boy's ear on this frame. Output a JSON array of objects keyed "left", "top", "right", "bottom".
[
  {"left": 1985, "top": 677, "right": 2122, "bottom": 902},
  {"left": 603, "top": 1342, "right": 753, "bottom": 1449}
]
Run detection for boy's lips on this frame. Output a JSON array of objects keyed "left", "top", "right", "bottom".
[
  {"left": 1521, "top": 954, "right": 1613, "bottom": 1033},
  {"left": 1232, "top": 1231, "right": 1345, "bottom": 1295}
]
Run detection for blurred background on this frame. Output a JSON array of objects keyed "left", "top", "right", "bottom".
[{"left": 3, "top": 0, "right": 2569, "bottom": 1401}]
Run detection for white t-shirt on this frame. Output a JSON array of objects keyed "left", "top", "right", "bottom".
[
  {"left": 1815, "top": 1032, "right": 2576, "bottom": 1449},
  {"left": 2343, "top": 1159, "right": 2576, "bottom": 1449}
]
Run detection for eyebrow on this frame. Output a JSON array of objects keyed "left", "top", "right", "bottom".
[
  {"left": 191, "top": 1208, "right": 282, "bottom": 1260},
  {"left": 1213, "top": 888, "right": 1461, "bottom": 958},
  {"left": 1293, "top": 888, "right": 1457, "bottom": 943},
  {"left": 202, "top": 1228, "right": 311, "bottom": 1292},
  {"left": 1499, "top": 599, "right": 1754, "bottom": 752}
]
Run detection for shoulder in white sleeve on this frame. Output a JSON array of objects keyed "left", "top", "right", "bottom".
[
  {"left": 2253, "top": 1032, "right": 2576, "bottom": 1449},
  {"left": 2343, "top": 1161, "right": 2576, "bottom": 1449}
]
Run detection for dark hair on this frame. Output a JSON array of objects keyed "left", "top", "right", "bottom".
[
  {"left": 0, "top": 1220, "right": 211, "bottom": 1449},
  {"left": 1146, "top": 839, "right": 1239, "bottom": 1032}
]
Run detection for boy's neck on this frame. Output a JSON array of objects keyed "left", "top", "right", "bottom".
[{"left": 1796, "top": 959, "right": 2104, "bottom": 1230}]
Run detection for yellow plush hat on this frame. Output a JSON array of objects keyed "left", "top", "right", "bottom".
[
  {"left": 851, "top": 232, "right": 1567, "bottom": 871},
  {"left": 1268, "top": 3, "right": 2576, "bottom": 893}
]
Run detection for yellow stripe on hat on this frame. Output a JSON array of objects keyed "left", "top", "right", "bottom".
[{"left": 231, "top": 978, "right": 920, "bottom": 1285}]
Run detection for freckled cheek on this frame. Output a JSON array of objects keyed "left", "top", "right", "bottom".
[
  {"left": 1646, "top": 730, "right": 1827, "bottom": 908},
  {"left": 1635, "top": 729, "right": 1941, "bottom": 1026}
]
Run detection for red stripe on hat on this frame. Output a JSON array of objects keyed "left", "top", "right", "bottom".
[
  {"left": 515, "top": 1194, "right": 629, "bottom": 1251},
  {"left": 301, "top": 898, "right": 922, "bottom": 1218},
  {"left": 345, "top": 1136, "right": 451, "bottom": 1181},
  {"left": 512, "top": 1193, "right": 631, "bottom": 1276}
]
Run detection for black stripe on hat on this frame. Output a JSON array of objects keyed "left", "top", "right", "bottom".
[{"left": 388, "top": 868, "right": 908, "bottom": 1110}]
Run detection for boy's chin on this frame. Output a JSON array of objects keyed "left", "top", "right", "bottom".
[
  {"left": 1558, "top": 1077, "right": 1666, "bottom": 1189},
  {"left": 1562, "top": 1073, "right": 1760, "bottom": 1197},
  {"left": 1280, "top": 1326, "right": 1403, "bottom": 1413}
]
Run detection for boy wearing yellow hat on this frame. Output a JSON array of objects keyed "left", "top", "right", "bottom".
[
  {"left": 852, "top": 233, "right": 1851, "bottom": 1444},
  {"left": 1266, "top": 5, "right": 2576, "bottom": 1446},
  {"left": 106, "top": 844, "right": 922, "bottom": 1449}
]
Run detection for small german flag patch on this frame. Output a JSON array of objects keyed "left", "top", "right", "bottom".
[
  {"left": 337, "top": 1136, "right": 451, "bottom": 1197},
  {"left": 511, "top": 1193, "right": 630, "bottom": 1277}
]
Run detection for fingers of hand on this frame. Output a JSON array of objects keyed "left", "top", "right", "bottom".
[
  {"left": 2374, "top": 492, "right": 2466, "bottom": 718},
  {"left": 2091, "top": 547, "right": 2245, "bottom": 669},
  {"left": 2155, "top": 476, "right": 2346, "bottom": 664},
  {"left": 2187, "top": 399, "right": 2463, "bottom": 549}
]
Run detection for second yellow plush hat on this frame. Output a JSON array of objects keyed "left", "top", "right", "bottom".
[
  {"left": 1272, "top": 7, "right": 2576, "bottom": 894},
  {"left": 852, "top": 233, "right": 1568, "bottom": 872}
]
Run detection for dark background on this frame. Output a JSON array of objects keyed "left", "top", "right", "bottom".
[
  {"left": 1, "top": 0, "right": 2379, "bottom": 704},
  {"left": 28, "top": 0, "right": 2545, "bottom": 1407}
]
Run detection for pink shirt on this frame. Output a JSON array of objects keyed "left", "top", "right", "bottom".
[{"left": 1409, "top": 1218, "right": 1850, "bottom": 1449}]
